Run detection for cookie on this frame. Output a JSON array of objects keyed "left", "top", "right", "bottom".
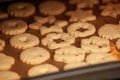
[
  {"left": 0, "top": 71, "right": 20, "bottom": 80},
  {"left": 33, "top": 15, "right": 56, "bottom": 24},
  {"left": 0, "top": 12, "right": 8, "bottom": 19},
  {"left": 7, "top": 2, "right": 35, "bottom": 17},
  {"left": 67, "top": 22, "right": 96, "bottom": 38},
  {"left": 0, "top": 19, "right": 28, "bottom": 35},
  {"left": 86, "top": 52, "right": 117, "bottom": 65},
  {"left": 69, "top": 0, "right": 99, "bottom": 8},
  {"left": 28, "top": 64, "right": 59, "bottom": 77},
  {"left": 0, "top": 39, "right": 5, "bottom": 51},
  {"left": 38, "top": 1, "right": 66, "bottom": 15},
  {"left": 41, "top": 33, "right": 75, "bottom": 49},
  {"left": 81, "top": 36, "right": 110, "bottom": 53},
  {"left": 102, "top": 0, "right": 118, "bottom": 3},
  {"left": 29, "top": 22, "right": 42, "bottom": 30},
  {"left": 20, "top": 47, "right": 50, "bottom": 65},
  {"left": 98, "top": 24, "right": 120, "bottom": 40},
  {"left": 100, "top": 3, "right": 120, "bottom": 18},
  {"left": 66, "top": 9, "right": 96, "bottom": 22},
  {"left": 54, "top": 46, "right": 85, "bottom": 63},
  {"left": 0, "top": 53, "right": 15, "bottom": 70},
  {"left": 54, "top": 20, "right": 68, "bottom": 28},
  {"left": 10, "top": 33, "right": 39, "bottom": 49},
  {"left": 115, "top": 39, "right": 120, "bottom": 50},
  {"left": 33, "top": 16, "right": 48, "bottom": 24},
  {"left": 40, "top": 25, "right": 63, "bottom": 35},
  {"left": 64, "top": 62, "right": 90, "bottom": 70}
]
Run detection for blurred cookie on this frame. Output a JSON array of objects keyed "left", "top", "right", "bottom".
[
  {"left": 0, "top": 53, "right": 15, "bottom": 70},
  {"left": 86, "top": 52, "right": 117, "bottom": 64},
  {"left": 0, "top": 71, "right": 20, "bottom": 80},
  {"left": 10, "top": 33, "right": 39, "bottom": 49},
  {"left": 0, "top": 12, "right": 8, "bottom": 19},
  {"left": 66, "top": 9, "right": 96, "bottom": 22},
  {"left": 98, "top": 24, "right": 120, "bottom": 40},
  {"left": 0, "top": 19, "right": 27, "bottom": 35},
  {"left": 38, "top": 1, "right": 66, "bottom": 15},
  {"left": 115, "top": 39, "right": 120, "bottom": 50},
  {"left": 29, "top": 22, "right": 42, "bottom": 30},
  {"left": 100, "top": 3, "right": 120, "bottom": 18},
  {"left": 67, "top": 22, "right": 96, "bottom": 38},
  {"left": 69, "top": 0, "right": 99, "bottom": 8},
  {"left": 64, "top": 62, "right": 90, "bottom": 70},
  {"left": 7, "top": 2, "right": 35, "bottom": 17},
  {"left": 0, "top": 39, "right": 5, "bottom": 51},
  {"left": 28, "top": 64, "right": 59, "bottom": 77},
  {"left": 41, "top": 33, "right": 75, "bottom": 49},
  {"left": 20, "top": 47, "right": 50, "bottom": 65},
  {"left": 54, "top": 46, "right": 85, "bottom": 63},
  {"left": 40, "top": 25, "right": 63, "bottom": 35},
  {"left": 81, "top": 36, "right": 110, "bottom": 53}
]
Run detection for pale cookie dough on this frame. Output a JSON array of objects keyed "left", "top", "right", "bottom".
[
  {"left": 67, "top": 22, "right": 96, "bottom": 38},
  {"left": 28, "top": 64, "right": 59, "bottom": 77},
  {"left": 0, "top": 53, "right": 15, "bottom": 70},
  {"left": 115, "top": 39, "right": 120, "bottom": 50},
  {"left": 20, "top": 47, "right": 50, "bottom": 65},
  {"left": 54, "top": 46, "right": 86, "bottom": 63},
  {"left": 41, "top": 33, "right": 75, "bottom": 49},
  {"left": 10, "top": 33, "right": 39, "bottom": 49},
  {"left": 0, "top": 39, "right": 5, "bottom": 51},
  {"left": 86, "top": 52, "right": 117, "bottom": 65},
  {"left": 54, "top": 20, "right": 68, "bottom": 28},
  {"left": 66, "top": 9, "right": 96, "bottom": 22},
  {"left": 98, "top": 24, "right": 120, "bottom": 40},
  {"left": 64, "top": 62, "right": 90, "bottom": 70},
  {"left": 81, "top": 36, "right": 110, "bottom": 53},
  {"left": 69, "top": 0, "right": 99, "bottom": 8},
  {"left": 0, "top": 71, "right": 20, "bottom": 80},
  {"left": 0, "top": 19, "right": 27, "bottom": 35},
  {"left": 7, "top": 2, "right": 35, "bottom": 17},
  {"left": 38, "top": 1, "right": 66, "bottom": 15},
  {"left": 100, "top": 3, "right": 120, "bottom": 18},
  {"left": 40, "top": 25, "right": 63, "bottom": 35},
  {"left": 0, "top": 12, "right": 8, "bottom": 19},
  {"left": 29, "top": 22, "right": 42, "bottom": 30}
]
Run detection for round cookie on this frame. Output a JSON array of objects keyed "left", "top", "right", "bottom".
[
  {"left": 0, "top": 19, "right": 27, "bottom": 35},
  {"left": 7, "top": 2, "right": 35, "bottom": 17},
  {"left": 67, "top": 22, "right": 96, "bottom": 37},
  {"left": 86, "top": 52, "right": 117, "bottom": 65},
  {"left": 38, "top": 1, "right": 66, "bottom": 15},
  {"left": 0, "top": 39, "right": 5, "bottom": 51},
  {"left": 54, "top": 46, "right": 86, "bottom": 63},
  {"left": 64, "top": 62, "right": 90, "bottom": 70},
  {"left": 10, "top": 33, "right": 39, "bottom": 49},
  {"left": 81, "top": 36, "right": 111, "bottom": 53},
  {"left": 28, "top": 64, "right": 59, "bottom": 77},
  {"left": 0, "top": 53, "right": 15, "bottom": 70},
  {"left": 20, "top": 47, "right": 50, "bottom": 65},
  {"left": 98, "top": 24, "right": 120, "bottom": 40},
  {"left": 0, "top": 71, "right": 20, "bottom": 80},
  {"left": 41, "top": 33, "right": 75, "bottom": 49}
]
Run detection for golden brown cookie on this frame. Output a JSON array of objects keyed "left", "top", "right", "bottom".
[
  {"left": 38, "top": 1, "right": 66, "bottom": 15},
  {"left": 7, "top": 2, "right": 35, "bottom": 17}
]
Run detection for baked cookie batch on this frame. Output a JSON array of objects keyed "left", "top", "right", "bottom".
[{"left": 0, "top": 0, "right": 120, "bottom": 79}]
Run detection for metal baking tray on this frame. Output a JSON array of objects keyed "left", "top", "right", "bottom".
[
  {"left": 0, "top": 0, "right": 120, "bottom": 80},
  {"left": 25, "top": 62, "right": 120, "bottom": 80}
]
